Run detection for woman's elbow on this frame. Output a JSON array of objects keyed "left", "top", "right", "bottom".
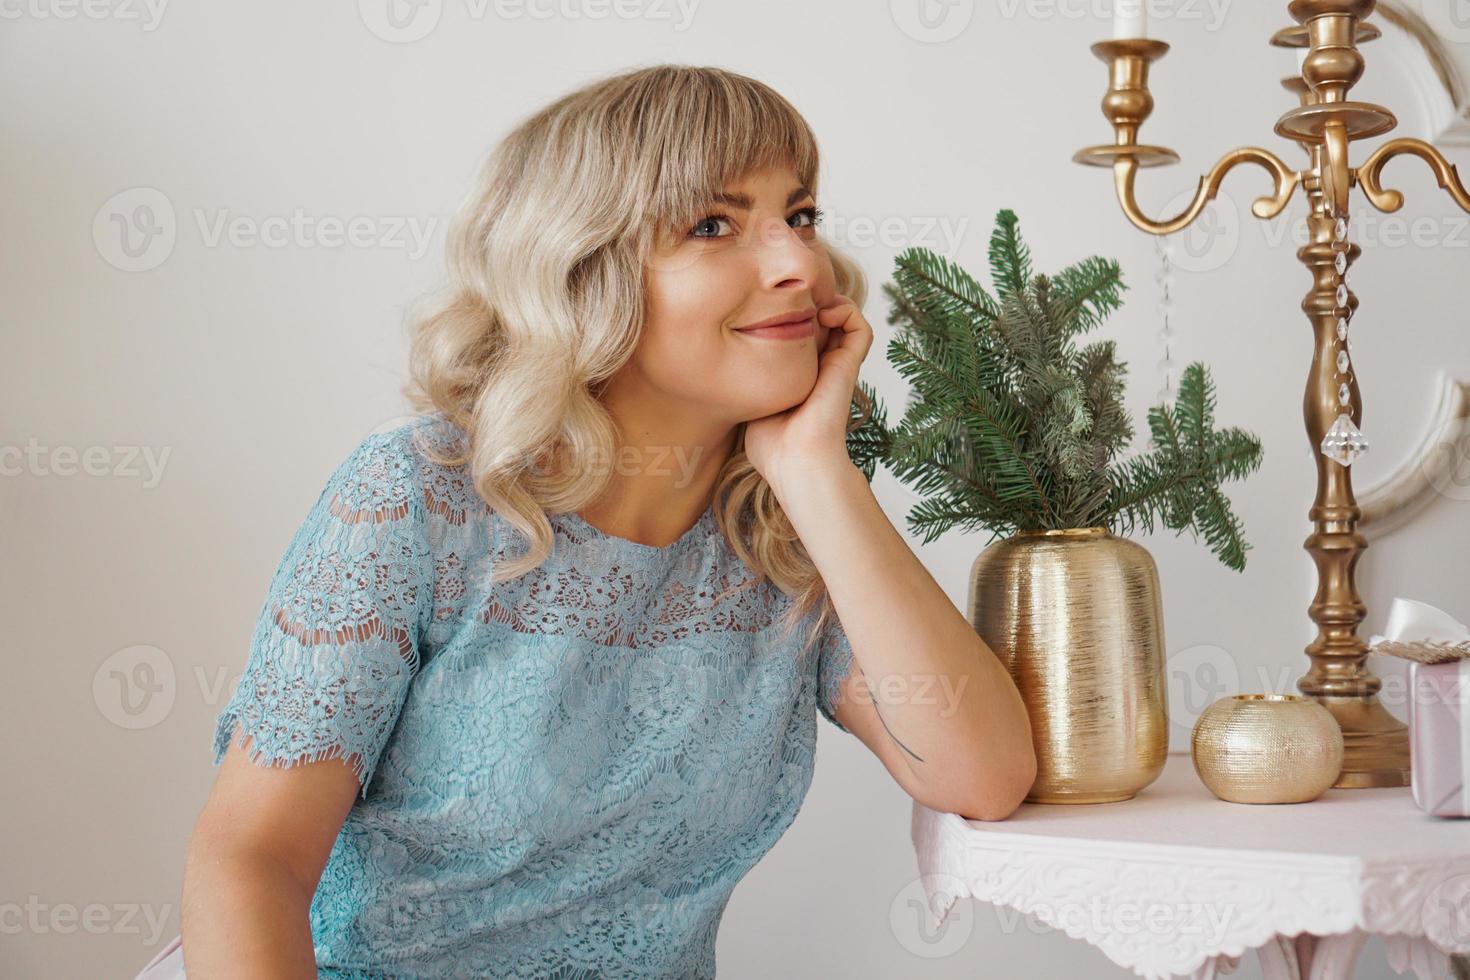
[{"left": 930, "top": 750, "right": 1038, "bottom": 822}]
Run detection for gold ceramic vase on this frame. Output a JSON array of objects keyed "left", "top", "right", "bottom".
[{"left": 968, "top": 527, "right": 1168, "bottom": 803}]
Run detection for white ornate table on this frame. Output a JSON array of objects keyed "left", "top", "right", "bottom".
[{"left": 911, "top": 751, "right": 1470, "bottom": 979}]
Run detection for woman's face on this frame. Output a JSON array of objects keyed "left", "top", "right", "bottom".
[{"left": 629, "top": 163, "right": 839, "bottom": 426}]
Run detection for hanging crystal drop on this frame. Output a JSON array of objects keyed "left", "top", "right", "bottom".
[
  {"left": 1321, "top": 413, "right": 1369, "bottom": 465},
  {"left": 1336, "top": 317, "right": 1348, "bottom": 341},
  {"left": 1152, "top": 235, "right": 1177, "bottom": 412},
  {"left": 1334, "top": 251, "right": 1347, "bottom": 274},
  {"left": 1338, "top": 382, "right": 1351, "bottom": 405},
  {"left": 1336, "top": 282, "right": 1349, "bottom": 306},
  {"left": 1337, "top": 350, "right": 1350, "bottom": 373},
  {"left": 1334, "top": 216, "right": 1348, "bottom": 241}
]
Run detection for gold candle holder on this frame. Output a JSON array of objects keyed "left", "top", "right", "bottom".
[
  {"left": 1074, "top": 0, "right": 1470, "bottom": 789},
  {"left": 1192, "top": 694, "right": 1345, "bottom": 804}
]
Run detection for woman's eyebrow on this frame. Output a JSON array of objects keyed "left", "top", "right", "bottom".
[{"left": 710, "top": 185, "right": 813, "bottom": 210}]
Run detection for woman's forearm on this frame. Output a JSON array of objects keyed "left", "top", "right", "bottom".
[
  {"left": 775, "top": 458, "right": 1037, "bottom": 818},
  {"left": 180, "top": 843, "right": 318, "bottom": 979}
]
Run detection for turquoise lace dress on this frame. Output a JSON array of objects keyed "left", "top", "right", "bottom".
[{"left": 207, "top": 414, "right": 857, "bottom": 979}]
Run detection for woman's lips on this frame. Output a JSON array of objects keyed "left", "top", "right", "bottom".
[{"left": 734, "top": 315, "right": 816, "bottom": 340}]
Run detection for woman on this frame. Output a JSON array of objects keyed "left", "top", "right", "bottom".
[{"left": 148, "top": 64, "right": 1035, "bottom": 979}]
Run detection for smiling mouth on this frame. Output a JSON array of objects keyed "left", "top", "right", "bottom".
[{"left": 734, "top": 315, "right": 816, "bottom": 341}]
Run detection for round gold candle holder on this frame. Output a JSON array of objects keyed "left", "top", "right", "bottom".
[{"left": 1191, "top": 694, "right": 1344, "bottom": 804}]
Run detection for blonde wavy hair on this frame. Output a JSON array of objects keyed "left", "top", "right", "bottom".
[{"left": 400, "top": 63, "right": 872, "bottom": 655}]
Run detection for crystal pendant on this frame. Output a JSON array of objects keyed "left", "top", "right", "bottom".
[
  {"left": 1321, "top": 413, "right": 1369, "bottom": 465},
  {"left": 1334, "top": 252, "right": 1347, "bottom": 274},
  {"left": 1337, "top": 350, "right": 1350, "bottom": 373},
  {"left": 1334, "top": 217, "right": 1348, "bottom": 241},
  {"left": 1337, "top": 317, "right": 1348, "bottom": 341},
  {"left": 1336, "top": 283, "right": 1349, "bottom": 306},
  {"left": 1339, "top": 382, "right": 1351, "bottom": 405}
]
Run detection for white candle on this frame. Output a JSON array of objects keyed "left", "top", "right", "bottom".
[{"left": 1113, "top": 0, "right": 1148, "bottom": 38}]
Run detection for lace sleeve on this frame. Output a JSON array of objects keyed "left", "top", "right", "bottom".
[
  {"left": 212, "top": 430, "right": 432, "bottom": 799},
  {"left": 815, "top": 609, "right": 856, "bottom": 734}
]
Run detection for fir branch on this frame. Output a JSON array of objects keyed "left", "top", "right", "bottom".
[
  {"left": 1051, "top": 255, "right": 1126, "bottom": 338},
  {"left": 988, "top": 209, "right": 1033, "bottom": 298},
  {"left": 846, "top": 379, "right": 891, "bottom": 481},
  {"left": 848, "top": 209, "right": 1264, "bottom": 570}
]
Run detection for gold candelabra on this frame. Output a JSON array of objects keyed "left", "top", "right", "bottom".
[{"left": 1075, "top": 0, "right": 1470, "bottom": 789}]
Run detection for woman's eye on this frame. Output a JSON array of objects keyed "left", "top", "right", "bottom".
[
  {"left": 687, "top": 206, "right": 824, "bottom": 240},
  {"left": 690, "top": 215, "right": 735, "bottom": 239},
  {"left": 791, "top": 206, "right": 824, "bottom": 230}
]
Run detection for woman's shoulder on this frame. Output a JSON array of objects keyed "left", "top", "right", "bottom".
[{"left": 351, "top": 412, "right": 490, "bottom": 527}]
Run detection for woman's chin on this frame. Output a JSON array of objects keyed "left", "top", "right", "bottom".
[{"left": 741, "top": 388, "right": 815, "bottom": 422}]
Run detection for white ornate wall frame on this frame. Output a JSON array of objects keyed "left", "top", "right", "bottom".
[
  {"left": 1358, "top": 374, "right": 1470, "bottom": 537},
  {"left": 1376, "top": 1, "right": 1470, "bottom": 145},
  {"left": 1350, "top": 4, "right": 1470, "bottom": 536}
]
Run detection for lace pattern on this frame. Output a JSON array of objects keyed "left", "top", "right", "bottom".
[
  {"left": 814, "top": 610, "right": 855, "bottom": 733},
  {"left": 209, "top": 413, "right": 857, "bottom": 978},
  {"left": 213, "top": 430, "right": 433, "bottom": 798}
]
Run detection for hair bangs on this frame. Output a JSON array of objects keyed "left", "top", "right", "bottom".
[{"left": 638, "top": 70, "right": 822, "bottom": 249}]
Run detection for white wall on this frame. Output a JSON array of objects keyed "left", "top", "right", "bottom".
[{"left": 3, "top": 1, "right": 1466, "bottom": 977}]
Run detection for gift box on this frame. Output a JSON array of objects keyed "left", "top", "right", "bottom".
[{"left": 1368, "top": 598, "right": 1470, "bottom": 819}]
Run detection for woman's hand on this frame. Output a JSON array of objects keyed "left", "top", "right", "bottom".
[{"left": 744, "top": 293, "right": 873, "bottom": 500}]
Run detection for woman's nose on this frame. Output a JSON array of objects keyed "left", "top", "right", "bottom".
[{"left": 753, "top": 216, "right": 821, "bottom": 289}]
